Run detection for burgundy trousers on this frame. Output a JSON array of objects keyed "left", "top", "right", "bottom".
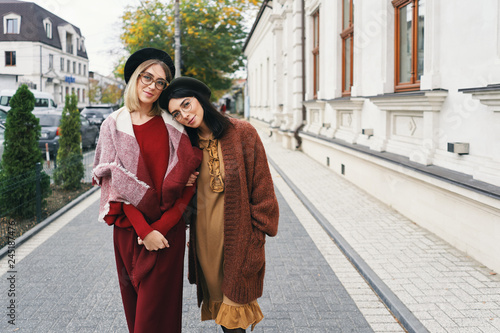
[{"left": 113, "top": 222, "right": 186, "bottom": 333}]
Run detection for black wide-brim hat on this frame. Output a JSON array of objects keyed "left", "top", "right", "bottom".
[
  {"left": 124, "top": 48, "right": 175, "bottom": 83},
  {"left": 159, "top": 77, "right": 211, "bottom": 110}
]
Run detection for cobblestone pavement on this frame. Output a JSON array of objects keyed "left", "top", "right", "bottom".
[
  {"left": 251, "top": 120, "right": 500, "bottom": 333},
  {"left": 0, "top": 176, "right": 382, "bottom": 332}
]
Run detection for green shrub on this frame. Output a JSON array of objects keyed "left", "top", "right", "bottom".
[
  {"left": 0, "top": 85, "right": 50, "bottom": 218},
  {"left": 53, "top": 94, "right": 84, "bottom": 190}
]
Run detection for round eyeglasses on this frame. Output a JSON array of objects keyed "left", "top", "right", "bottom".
[
  {"left": 138, "top": 73, "right": 168, "bottom": 90},
  {"left": 171, "top": 97, "right": 194, "bottom": 121}
]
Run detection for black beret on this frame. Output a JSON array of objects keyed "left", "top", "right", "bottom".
[
  {"left": 159, "top": 77, "right": 211, "bottom": 109},
  {"left": 124, "top": 48, "right": 175, "bottom": 83}
]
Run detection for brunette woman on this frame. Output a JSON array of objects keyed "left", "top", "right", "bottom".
[
  {"left": 160, "top": 77, "right": 279, "bottom": 332},
  {"left": 92, "top": 49, "right": 201, "bottom": 333}
]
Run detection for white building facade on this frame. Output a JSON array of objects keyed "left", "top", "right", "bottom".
[
  {"left": 0, "top": 0, "right": 89, "bottom": 108},
  {"left": 244, "top": 0, "right": 500, "bottom": 273}
]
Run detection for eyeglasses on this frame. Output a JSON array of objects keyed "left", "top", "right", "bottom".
[
  {"left": 171, "top": 97, "right": 194, "bottom": 121},
  {"left": 138, "top": 73, "right": 168, "bottom": 90}
]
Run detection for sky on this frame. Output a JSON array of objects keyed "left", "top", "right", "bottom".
[{"left": 29, "top": 0, "right": 141, "bottom": 77}]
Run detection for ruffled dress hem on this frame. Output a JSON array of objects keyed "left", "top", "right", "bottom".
[{"left": 201, "top": 299, "right": 263, "bottom": 331}]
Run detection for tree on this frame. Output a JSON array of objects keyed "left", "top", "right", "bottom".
[
  {"left": 0, "top": 85, "right": 50, "bottom": 218},
  {"left": 101, "top": 84, "right": 123, "bottom": 105},
  {"left": 118, "top": 0, "right": 259, "bottom": 97},
  {"left": 89, "top": 78, "right": 101, "bottom": 104},
  {"left": 53, "top": 94, "right": 84, "bottom": 190}
]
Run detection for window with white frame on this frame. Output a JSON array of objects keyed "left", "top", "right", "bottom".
[
  {"left": 60, "top": 57, "right": 64, "bottom": 71},
  {"left": 49, "top": 54, "right": 53, "bottom": 69},
  {"left": 66, "top": 32, "right": 73, "bottom": 54},
  {"left": 43, "top": 18, "right": 52, "bottom": 39},
  {"left": 3, "top": 14, "right": 21, "bottom": 34}
]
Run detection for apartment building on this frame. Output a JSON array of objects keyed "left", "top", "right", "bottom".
[{"left": 0, "top": 0, "right": 89, "bottom": 108}]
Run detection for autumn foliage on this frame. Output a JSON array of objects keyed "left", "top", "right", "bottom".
[{"left": 118, "top": 0, "right": 259, "bottom": 96}]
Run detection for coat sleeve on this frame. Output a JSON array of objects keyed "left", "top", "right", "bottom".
[{"left": 246, "top": 125, "right": 279, "bottom": 237}]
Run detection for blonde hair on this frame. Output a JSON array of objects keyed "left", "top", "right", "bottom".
[{"left": 124, "top": 59, "right": 172, "bottom": 116}]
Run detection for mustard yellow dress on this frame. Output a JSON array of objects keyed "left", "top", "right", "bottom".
[{"left": 196, "top": 135, "right": 263, "bottom": 331}]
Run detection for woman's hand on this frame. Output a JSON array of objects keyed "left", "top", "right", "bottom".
[
  {"left": 138, "top": 230, "right": 169, "bottom": 251},
  {"left": 186, "top": 172, "right": 199, "bottom": 186}
]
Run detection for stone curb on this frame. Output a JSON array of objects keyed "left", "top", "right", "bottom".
[
  {"left": 269, "top": 157, "right": 429, "bottom": 333},
  {"left": 0, "top": 185, "right": 100, "bottom": 260}
]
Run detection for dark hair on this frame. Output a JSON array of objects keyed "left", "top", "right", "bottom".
[{"left": 167, "top": 88, "right": 232, "bottom": 146}]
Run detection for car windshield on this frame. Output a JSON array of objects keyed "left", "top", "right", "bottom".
[
  {"left": 37, "top": 114, "right": 61, "bottom": 127},
  {"left": 35, "top": 98, "right": 50, "bottom": 108},
  {"left": 82, "top": 108, "right": 113, "bottom": 114},
  {"left": 82, "top": 110, "right": 104, "bottom": 116}
]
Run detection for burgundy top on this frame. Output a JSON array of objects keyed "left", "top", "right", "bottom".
[{"left": 104, "top": 116, "right": 195, "bottom": 239}]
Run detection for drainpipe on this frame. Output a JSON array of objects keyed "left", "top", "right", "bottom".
[
  {"left": 40, "top": 45, "right": 43, "bottom": 91},
  {"left": 294, "top": 0, "right": 306, "bottom": 149}
]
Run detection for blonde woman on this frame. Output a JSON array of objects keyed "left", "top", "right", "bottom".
[{"left": 93, "top": 49, "right": 201, "bottom": 333}]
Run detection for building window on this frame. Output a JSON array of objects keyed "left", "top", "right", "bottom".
[
  {"left": 78, "top": 63, "right": 81, "bottom": 75},
  {"left": 82, "top": 89, "right": 85, "bottom": 102},
  {"left": 60, "top": 57, "right": 64, "bottom": 71},
  {"left": 67, "top": 60, "right": 70, "bottom": 72},
  {"left": 49, "top": 54, "right": 53, "bottom": 69},
  {"left": 66, "top": 32, "right": 73, "bottom": 54},
  {"left": 45, "top": 21, "right": 52, "bottom": 39},
  {"left": 65, "top": 86, "right": 69, "bottom": 98},
  {"left": 5, "top": 51, "right": 16, "bottom": 66},
  {"left": 73, "top": 61, "right": 76, "bottom": 74},
  {"left": 83, "top": 65, "right": 87, "bottom": 76},
  {"left": 312, "top": 10, "right": 320, "bottom": 99},
  {"left": 341, "top": 0, "right": 354, "bottom": 96},
  {"left": 77, "top": 88, "right": 80, "bottom": 102},
  {"left": 6, "top": 18, "right": 19, "bottom": 34},
  {"left": 393, "top": 0, "right": 425, "bottom": 92}
]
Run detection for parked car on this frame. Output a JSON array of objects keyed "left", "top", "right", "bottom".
[
  {"left": 0, "top": 89, "right": 57, "bottom": 113},
  {"left": 0, "top": 123, "right": 5, "bottom": 161},
  {"left": 33, "top": 110, "right": 99, "bottom": 157},
  {"left": 80, "top": 105, "right": 115, "bottom": 127},
  {"left": 0, "top": 109, "right": 6, "bottom": 125}
]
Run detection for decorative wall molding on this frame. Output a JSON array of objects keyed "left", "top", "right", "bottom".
[
  {"left": 326, "top": 97, "right": 365, "bottom": 144},
  {"left": 370, "top": 90, "right": 448, "bottom": 165},
  {"left": 459, "top": 84, "right": 500, "bottom": 113}
]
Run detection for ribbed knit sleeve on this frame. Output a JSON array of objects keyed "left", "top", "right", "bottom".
[{"left": 247, "top": 126, "right": 279, "bottom": 237}]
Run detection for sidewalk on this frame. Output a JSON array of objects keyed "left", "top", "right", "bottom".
[
  {"left": 1, "top": 119, "right": 499, "bottom": 332},
  {"left": 0, "top": 162, "right": 385, "bottom": 331},
  {"left": 252, "top": 120, "right": 500, "bottom": 333}
]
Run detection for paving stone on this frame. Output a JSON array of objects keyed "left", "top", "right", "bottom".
[{"left": 0, "top": 185, "right": 374, "bottom": 332}]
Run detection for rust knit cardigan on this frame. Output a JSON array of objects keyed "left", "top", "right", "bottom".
[{"left": 188, "top": 118, "right": 279, "bottom": 305}]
